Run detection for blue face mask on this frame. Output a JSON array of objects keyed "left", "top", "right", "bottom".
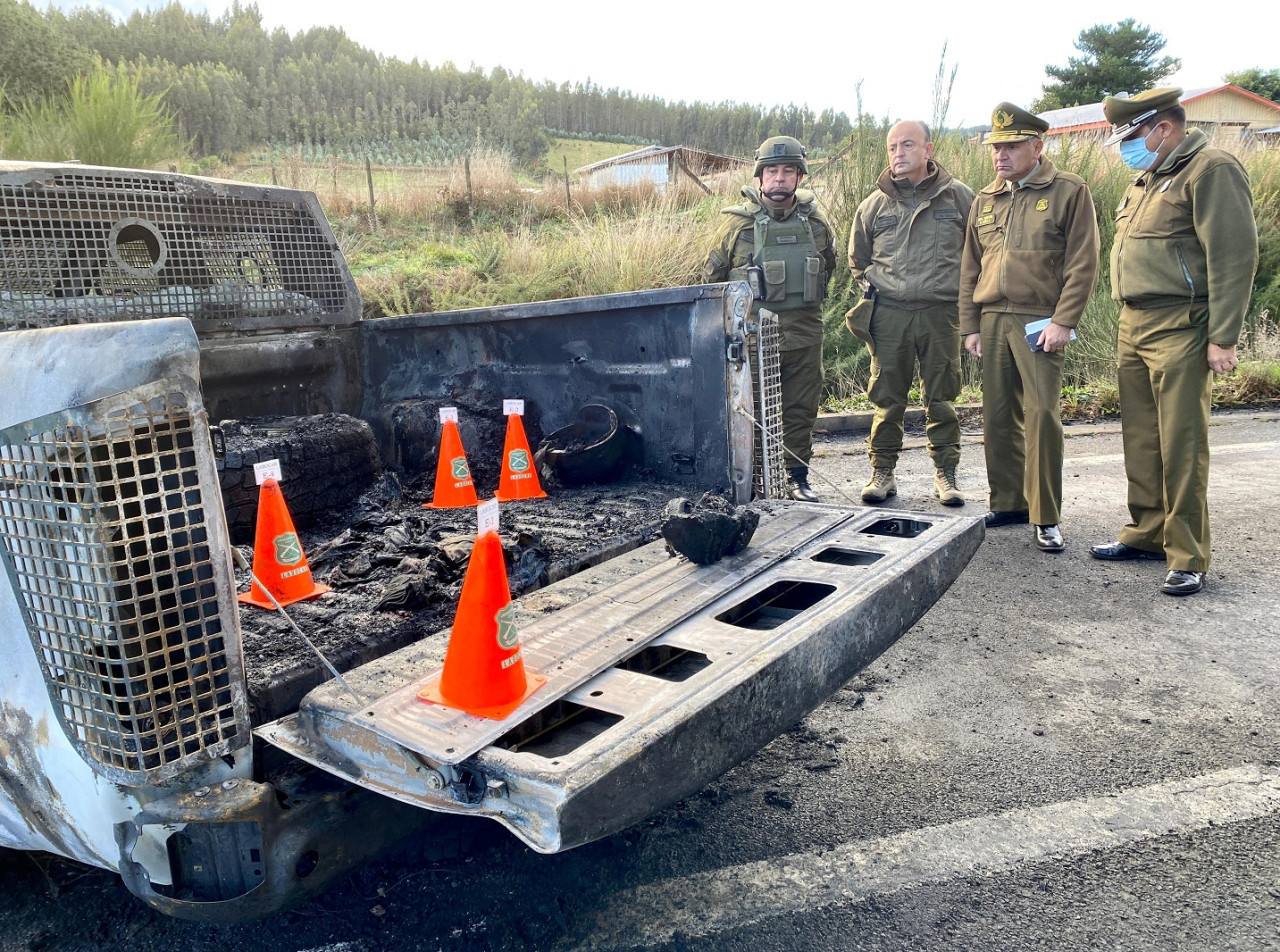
[{"left": 1119, "top": 134, "right": 1160, "bottom": 171}]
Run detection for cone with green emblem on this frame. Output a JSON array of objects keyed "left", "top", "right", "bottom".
[
  {"left": 418, "top": 528, "right": 546, "bottom": 719},
  {"left": 238, "top": 477, "right": 331, "bottom": 609},
  {"left": 425, "top": 417, "right": 480, "bottom": 509},
  {"left": 494, "top": 412, "right": 547, "bottom": 501}
]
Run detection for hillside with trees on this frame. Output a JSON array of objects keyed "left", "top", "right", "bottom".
[{"left": 0, "top": 0, "right": 854, "bottom": 165}]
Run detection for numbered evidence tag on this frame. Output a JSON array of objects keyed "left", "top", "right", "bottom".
[
  {"left": 253, "top": 458, "right": 283, "bottom": 484},
  {"left": 477, "top": 498, "right": 500, "bottom": 536},
  {"left": 439, "top": 406, "right": 459, "bottom": 424},
  {"left": 503, "top": 399, "right": 525, "bottom": 416}
]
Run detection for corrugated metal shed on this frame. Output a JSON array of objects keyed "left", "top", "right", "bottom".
[
  {"left": 575, "top": 146, "right": 749, "bottom": 189},
  {"left": 1041, "top": 85, "right": 1280, "bottom": 141}
]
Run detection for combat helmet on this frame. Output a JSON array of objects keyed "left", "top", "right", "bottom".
[{"left": 753, "top": 136, "right": 808, "bottom": 177}]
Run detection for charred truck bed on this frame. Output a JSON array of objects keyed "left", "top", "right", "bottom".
[{"left": 0, "top": 161, "right": 983, "bottom": 923}]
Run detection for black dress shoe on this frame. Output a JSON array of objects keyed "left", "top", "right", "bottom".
[
  {"left": 984, "top": 510, "right": 1029, "bottom": 527},
  {"left": 1035, "top": 524, "right": 1064, "bottom": 552},
  {"left": 1090, "top": 541, "right": 1165, "bottom": 561},
  {"left": 786, "top": 468, "right": 819, "bottom": 503},
  {"left": 1161, "top": 570, "right": 1204, "bottom": 596}
]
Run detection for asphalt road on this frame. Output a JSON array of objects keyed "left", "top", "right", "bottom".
[{"left": 2, "top": 410, "right": 1278, "bottom": 952}]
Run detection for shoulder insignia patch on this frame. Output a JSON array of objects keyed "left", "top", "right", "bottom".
[
  {"left": 1035, "top": 198, "right": 1049, "bottom": 211},
  {"left": 976, "top": 214, "right": 995, "bottom": 226}
]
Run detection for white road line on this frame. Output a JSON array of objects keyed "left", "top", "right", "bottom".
[{"left": 565, "top": 764, "right": 1280, "bottom": 950}]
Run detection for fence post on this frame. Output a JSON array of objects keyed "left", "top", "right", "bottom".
[
  {"left": 563, "top": 156, "right": 572, "bottom": 215},
  {"left": 465, "top": 152, "right": 474, "bottom": 224},
  {"left": 365, "top": 155, "right": 378, "bottom": 233}
]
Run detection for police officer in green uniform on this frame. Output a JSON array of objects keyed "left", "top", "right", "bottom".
[
  {"left": 705, "top": 136, "right": 838, "bottom": 501},
  {"left": 1090, "top": 88, "right": 1259, "bottom": 596},
  {"left": 959, "top": 103, "right": 1099, "bottom": 552},
  {"left": 850, "top": 120, "right": 974, "bottom": 507}
]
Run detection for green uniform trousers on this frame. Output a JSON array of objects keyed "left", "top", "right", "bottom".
[
  {"left": 780, "top": 341, "right": 824, "bottom": 467},
  {"left": 866, "top": 301, "right": 962, "bottom": 469},
  {"left": 1115, "top": 303, "right": 1213, "bottom": 572},
  {"left": 980, "top": 311, "right": 1065, "bottom": 524}
]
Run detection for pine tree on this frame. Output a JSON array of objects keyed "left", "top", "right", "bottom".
[{"left": 1034, "top": 20, "right": 1180, "bottom": 111}]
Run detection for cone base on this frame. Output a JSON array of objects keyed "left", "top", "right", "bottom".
[
  {"left": 238, "top": 581, "right": 331, "bottom": 610},
  {"left": 417, "top": 670, "right": 547, "bottom": 720},
  {"left": 494, "top": 487, "right": 547, "bottom": 502}
]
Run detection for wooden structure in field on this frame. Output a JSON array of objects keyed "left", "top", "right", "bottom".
[{"left": 575, "top": 145, "right": 748, "bottom": 191}]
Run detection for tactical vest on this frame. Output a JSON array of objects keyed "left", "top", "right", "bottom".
[{"left": 728, "top": 203, "right": 824, "bottom": 311}]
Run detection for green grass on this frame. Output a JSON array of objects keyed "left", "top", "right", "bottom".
[{"left": 542, "top": 137, "right": 641, "bottom": 178}]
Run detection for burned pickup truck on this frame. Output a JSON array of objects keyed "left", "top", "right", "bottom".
[{"left": 0, "top": 161, "right": 982, "bottom": 921}]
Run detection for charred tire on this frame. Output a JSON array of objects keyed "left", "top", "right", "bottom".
[{"left": 217, "top": 414, "right": 383, "bottom": 545}]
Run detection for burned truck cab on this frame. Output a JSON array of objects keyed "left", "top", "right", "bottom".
[{"left": 0, "top": 161, "right": 982, "bottom": 921}]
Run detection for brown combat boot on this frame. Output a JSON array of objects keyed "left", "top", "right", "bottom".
[
  {"left": 933, "top": 467, "right": 965, "bottom": 507},
  {"left": 860, "top": 467, "right": 897, "bottom": 504}
]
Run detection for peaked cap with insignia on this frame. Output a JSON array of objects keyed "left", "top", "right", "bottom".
[
  {"left": 1102, "top": 87, "right": 1183, "bottom": 145},
  {"left": 984, "top": 102, "right": 1049, "bottom": 144}
]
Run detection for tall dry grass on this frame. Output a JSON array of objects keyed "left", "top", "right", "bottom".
[
  {"left": 222, "top": 128, "right": 1280, "bottom": 409},
  {"left": 342, "top": 151, "right": 721, "bottom": 317}
]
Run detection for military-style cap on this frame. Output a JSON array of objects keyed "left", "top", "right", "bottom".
[
  {"left": 984, "top": 103, "right": 1049, "bottom": 143},
  {"left": 1103, "top": 87, "right": 1183, "bottom": 145},
  {"left": 753, "top": 136, "right": 809, "bottom": 176}
]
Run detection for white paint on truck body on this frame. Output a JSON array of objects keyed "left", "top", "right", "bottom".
[{"left": 0, "top": 318, "right": 250, "bottom": 880}]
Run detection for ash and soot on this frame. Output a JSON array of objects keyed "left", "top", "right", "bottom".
[{"left": 225, "top": 411, "right": 751, "bottom": 724}]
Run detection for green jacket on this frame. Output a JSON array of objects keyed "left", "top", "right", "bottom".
[
  {"left": 1109, "top": 128, "right": 1259, "bottom": 347},
  {"left": 849, "top": 161, "right": 975, "bottom": 308},
  {"left": 705, "top": 186, "right": 838, "bottom": 350},
  {"left": 958, "top": 156, "right": 1100, "bottom": 336}
]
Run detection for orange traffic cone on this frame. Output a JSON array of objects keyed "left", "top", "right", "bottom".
[
  {"left": 238, "top": 477, "right": 331, "bottom": 609},
  {"left": 425, "top": 418, "right": 480, "bottom": 509},
  {"left": 418, "top": 529, "right": 546, "bottom": 719},
  {"left": 494, "top": 413, "right": 547, "bottom": 501}
]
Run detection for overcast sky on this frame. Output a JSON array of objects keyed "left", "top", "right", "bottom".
[{"left": 52, "top": 0, "right": 1272, "bottom": 134}]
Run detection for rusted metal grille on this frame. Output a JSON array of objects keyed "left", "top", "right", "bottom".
[
  {"left": 750, "top": 309, "right": 786, "bottom": 499},
  {"left": 0, "top": 389, "right": 249, "bottom": 784},
  {"left": 0, "top": 165, "right": 349, "bottom": 331}
]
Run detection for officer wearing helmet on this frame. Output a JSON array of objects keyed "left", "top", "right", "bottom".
[{"left": 705, "top": 135, "right": 838, "bottom": 501}]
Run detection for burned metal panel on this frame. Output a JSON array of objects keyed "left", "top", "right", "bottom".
[
  {"left": 0, "top": 319, "right": 249, "bottom": 867},
  {"left": 0, "top": 161, "right": 357, "bottom": 332},
  {"left": 116, "top": 772, "right": 434, "bottom": 923},
  {"left": 197, "top": 326, "right": 365, "bottom": 421},
  {"left": 306, "top": 503, "right": 858, "bottom": 766},
  {"left": 0, "top": 386, "right": 251, "bottom": 785},
  {"left": 359, "top": 284, "right": 754, "bottom": 499},
  {"left": 257, "top": 504, "right": 984, "bottom": 853},
  {"left": 0, "top": 161, "right": 365, "bottom": 421},
  {"left": 528, "top": 508, "right": 984, "bottom": 850}
]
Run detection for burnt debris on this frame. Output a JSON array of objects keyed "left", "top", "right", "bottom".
[{"left": 661, "top": 493, "right": 760, "bottom": 565}]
